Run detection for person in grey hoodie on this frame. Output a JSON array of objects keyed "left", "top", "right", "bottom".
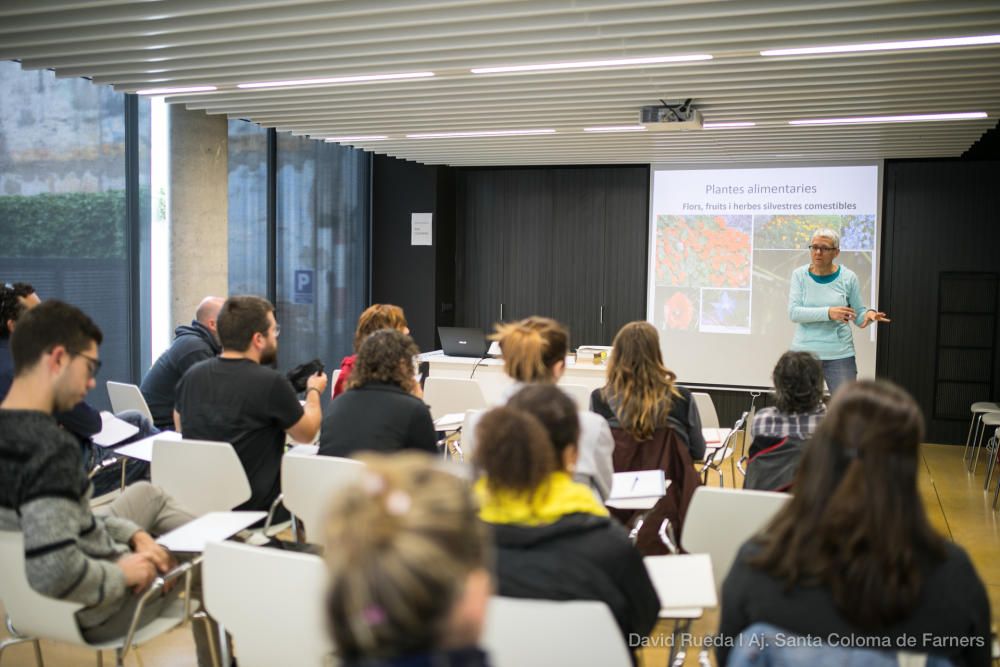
[{"left": 140, "top": 296, "right": 224, "bottom": 430}]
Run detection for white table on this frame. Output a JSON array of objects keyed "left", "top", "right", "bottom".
[
  {"left": 157, "top": 511, "right": 267, "bottom": 553},
  {"left": 605, "top": 473, "right": 671, "bottom": 511},
  {"left": 644, "top": 553, "right": 717, "bottom": 617},
  {"left": 422, "top": 351, "right": 608, "bottom": 404}
]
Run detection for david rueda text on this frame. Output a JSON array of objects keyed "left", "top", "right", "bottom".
[{"left": 629, "top": 632, "right": 985, "bottom": 650}]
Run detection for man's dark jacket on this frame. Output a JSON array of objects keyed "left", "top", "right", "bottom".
[{"left": 140, "top": 321, "right": 220, "bottom": 430}]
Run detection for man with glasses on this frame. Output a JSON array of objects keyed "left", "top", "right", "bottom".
[
  {"left": 0, "top": 300, "right": 198, "bottom": 647},
  {"left": 788, "top": 228, "right": 890, "bottom": 396},
  {"left": 0, "top": 282, "right": 157, "bottom": 493},
  {"left": 174, "top": 295, "right": 327, "bottom": 519}
]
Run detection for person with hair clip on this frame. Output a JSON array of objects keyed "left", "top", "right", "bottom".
[
  {"left": 718, "top": 381, "right": 990, "bottom": 667},
  {"left": 333, "top": 303, "right": 410, "bottom": 398},
  {"left": 473, "top": 396, "right": 660, "bottom": 648},
  {"left": 462, "top": 316, "right": 614, "bottom": 501},
  {"left": 591, "top": 320, "right": 706, "bottom": 461},
  {"left": 324, "top": 453, "right": 492, "bottom": 667},
  {"left": 320, "top": 329, "right": 436, "bottom": 457}
]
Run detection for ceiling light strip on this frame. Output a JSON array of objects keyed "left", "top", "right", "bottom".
[
  {"left": 703, "top": 122, "right": 756, "bottom": 129},
  {"left": 470, "top": 54, "right": 711, "bottom": 74},
  {"left": 238, "top": 72, "right": 435, "bottom": 90},
  {"left": 324, "top": 135, "right": 388, "bottom": 142},
  {"left": 135, "top": 85, "right": 217, "bottom": 95},
  {"left": 761, "top": 34, "right": 1000, "bottom": 57},
  {"left": 789, "top": 112, "right": 987, "bottom": 126},
  {"left": 583, "top": 125, "right": 647, "bottom": 133},
  {"left": 407, "top": 129, "right": 557, "bottom": 139}
]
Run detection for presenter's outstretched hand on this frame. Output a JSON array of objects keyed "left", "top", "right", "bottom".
[
  {"left": 828, "top": 306, "right": 856, "bottom": 323},
  {"left": 860, "top": 310, "right": 891, "bottom": 328}
]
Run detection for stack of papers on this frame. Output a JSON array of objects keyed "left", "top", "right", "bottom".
[
  {"left": 608, "top": 470, "right": 667, "bottom": 500},
  {"left": 434, "top": 412, "right": 466, "bottom": 431}
]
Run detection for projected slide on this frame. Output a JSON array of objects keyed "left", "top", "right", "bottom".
[{"left": 647, "top": 165, "right": 880, "bottom": 388}]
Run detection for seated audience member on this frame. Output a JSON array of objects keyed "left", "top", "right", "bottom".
[
  {"left": 325, "top": 453, "right": 491, "bottom": 667},
  {"left": 1, "top": 282, "right": 153, "bottom": 494},
  {"left": 462, "top": 316, "right": 613, "bottom": 500},
  {"left": 0, "top": 300, "right": 224, "bottom": 664},
  {"left": 743, "top": 351, "right": 826, "bottom": 491},
  {"left": 319, "top": 329, "right": 436, "bottom": 458},
  {"left": 141, "top": 296, "right": 225, "bottom": 430},
  {"left": 750, "top": 350, "right": 826, "bottom": 441},
  {"left": 591, "top": 320, "right": 705, "bottom": 460},
  {"left": 589, "top": 321, "right": 703, "bottom": 554},
  {"left": 718, "top": 381, "right": 990, "bottom": 667},
  {"left": 174, "top": 296, "right": 327, "bottom": 517},
  {"left": 473, "top": 402, "right": 659, "bottom": 644},
  {"left": 333, "top": 303, "right": 409, "bottom": 398}
]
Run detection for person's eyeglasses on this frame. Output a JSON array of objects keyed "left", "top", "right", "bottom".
[
  {"left": 808, "top": 245, "right": 837, "bottom": 253},
  {"left": 274, "top": 324, "right": 281, "bottom": 338},
  {"left": 75, "top": 353, "right": 102, "bottom": 379}
]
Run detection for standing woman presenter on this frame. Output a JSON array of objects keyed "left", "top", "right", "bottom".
[{"left": 788, "top": 228, "right": 889, "bottom": 396}]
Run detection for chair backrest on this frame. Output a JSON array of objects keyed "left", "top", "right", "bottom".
[
  {"left": 282, "top": 452, "right": 365, "bottom": 543},
  {"left": 422, "top": 377, "right": 488, "bottom": 421},
  {"left": 329, "top": 368, "right": 341, "bottom": 397},
  {"left": 203, "top": 541, "right": 333, "bottom": 667},
  {"left": 151, "top": 438, "right": 251, "bottom": 516},
  {"left": 106, "top": 380, "right": 154, "bottom": 423},
  {"left": 680, "top": 486, "right": 790, "bottom": 591},
  {"left": 482, "top": 597, "right": 631, "bottom": 667},
  {"left": 0, "top": 531, "right": 87, "bottom": 645},
  {"left": 557, "top": 383, "right": 592, "bottom": 411},
  {"left": 691, "top": 391, "right": 720, "bottom": 429}
]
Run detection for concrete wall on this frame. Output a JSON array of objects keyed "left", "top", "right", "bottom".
[{"left": 168, "top": 105, "right": 228, "bottom": 329}]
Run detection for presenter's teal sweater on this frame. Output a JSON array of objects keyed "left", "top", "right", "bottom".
[{"left": 788, "top": 265, "right": 868, "bottom": 361}]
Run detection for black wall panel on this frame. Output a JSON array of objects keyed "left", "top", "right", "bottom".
[{"left": 879, "top": 159, "right": 1000, "bottom": 443}]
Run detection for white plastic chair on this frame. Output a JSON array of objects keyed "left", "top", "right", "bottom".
[
  {"left": 151, "top": 438, "right": 251, "bottom": 516},
  {"left": 281, "top": 452, "right": 365, "bottom": 544},
  {"left": 422, "top": 377, "right": 488, "bottom": 421},
  {"left": 691, "top": 392, "right": 720, "bottom": 429},
  {"left": 203, "top": 541, "right": 333, "bottom": 667},
  {"left": 482, "top": 597, "right": 631, "bottom": 667},
  {"left": 0, "top": 530, "right": 196, "bottom": 667},
  {"left": 680, "top": 486, "right": 790, "bottom": 592},
  {"left": 106, "top": 380, "right": 154, "bottom": 424},
  {"left": 558, "top": 383, "right": 592, "bottom": 411},
  {"left": 328, "top": 368, "right": 341, "bottom": 397}
]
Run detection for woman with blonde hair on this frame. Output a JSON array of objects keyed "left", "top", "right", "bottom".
[
  {"left": 462, "top": 316, "right": 613, "bottom": 501},
  {"left": 324, "top": 452, "right": 492, "bottom": 667},
  {"left": 592, "top": 321, "right": 705, "bottom": 460},
  {"left": 333, "top": 304, "right": 409, "bottom": 398}
]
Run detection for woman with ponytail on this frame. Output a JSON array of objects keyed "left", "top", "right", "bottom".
[
  {"left": 718, "top": 381, "right": 990, "bottom": 667},
  {"left": 592, "top": 321, "right": 705, "bottom": 461},
  {"left": 324, "top": 453, "right": 492, "bottom": 667},
  {"left": 462, "top": 316, "right": 613, "bottom": 501},
  {"left": 473, "top": 394, "right": 659, "bottom": 646}
]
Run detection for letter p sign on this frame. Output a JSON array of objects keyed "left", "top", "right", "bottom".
[{"left": 293, "top": 269, "right": 314, "bottom": 305}]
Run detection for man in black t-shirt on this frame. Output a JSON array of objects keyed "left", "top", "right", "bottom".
[{"left": 174, "top": 296, "right": 327, "bottom": 515}]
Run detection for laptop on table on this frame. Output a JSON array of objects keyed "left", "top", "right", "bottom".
[{"left": 438, "top": 326, "right": 490, "bottom": 358}]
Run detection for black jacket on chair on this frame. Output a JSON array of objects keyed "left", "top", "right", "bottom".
[{"left": 487, "top": 513, "right": 660, "bottom": 643}]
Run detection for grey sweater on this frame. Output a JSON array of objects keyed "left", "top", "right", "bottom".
[{"left": 0, "top": 410, "right": 141, "bottom": 630}]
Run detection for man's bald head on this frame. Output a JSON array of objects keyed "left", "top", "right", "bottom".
[{"left": 195, "top": 297, "right": 226, "bottom": 335}]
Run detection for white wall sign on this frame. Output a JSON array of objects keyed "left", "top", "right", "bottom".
[{"left": 411, "top": 212, "right": 433, "bottom": 246}]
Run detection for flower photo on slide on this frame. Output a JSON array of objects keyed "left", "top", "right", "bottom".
[
  {"left": 656, "top": 215, "right": 752, "bottom": 288},
  {"left": 658, "top": 287, "right": 698, "bottom": 331}
]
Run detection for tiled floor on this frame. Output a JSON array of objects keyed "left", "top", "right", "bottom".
[{"left": 1, "top": 444, "right": 996, "bottom": 667}]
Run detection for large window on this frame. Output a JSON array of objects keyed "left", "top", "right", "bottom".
[
  {"left": 0, "top": 62, "right": 149, "bottom": 408},
  {"left": 228, "top": 124, "right": 370, "bottom": 372},
  {"left": 275, "top": 134, "right": 370, "bottom": 370}
]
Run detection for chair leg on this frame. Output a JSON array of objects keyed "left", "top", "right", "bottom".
[
  {"left": 971, "top": 423, "right": 988, "bottom": 474},
  {"left": 964, "top": 413, "right": 980, "bottom": 462},
  {"left": 992, "top": 467, "right": 1000, "bottom": 510},
  {"left": 968, "top": 418, "right": 985, "bottom": 472},
  {"left": 0, "top": 636, "right": 44, "bottom": 667},
  {"left": 985, "top": 436, "right": 998, "bottom": 491}
]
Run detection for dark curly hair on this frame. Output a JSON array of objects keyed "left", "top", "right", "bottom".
[
  {"left": 347, "top": 329, "right": 420, "bottom": 394},
  {"left": 1, "top": 282, "right": 36, "bottom": 339},
  {"left": 772, "top": 350, "right": 825, "bottom": 414}
]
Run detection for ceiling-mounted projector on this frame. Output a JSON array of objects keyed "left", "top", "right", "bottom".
[{"left": 639, "top": 99, "right": 703, "bottom": 131}]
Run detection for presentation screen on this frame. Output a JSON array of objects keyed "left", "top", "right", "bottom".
[{"left": 646, "top": 164, "right": 881, "bottom": 388}]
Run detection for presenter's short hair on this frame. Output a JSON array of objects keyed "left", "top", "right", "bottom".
[
  {"left": 217, "top": 296, "right": 274, "bottom": 352},
  {"left": 811, "top": 228, "right": 840, "bottom": 248}
]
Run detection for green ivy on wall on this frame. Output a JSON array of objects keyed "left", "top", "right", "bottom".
[{"left": 0, "top": 191, "right": 126, "bottom": 258}]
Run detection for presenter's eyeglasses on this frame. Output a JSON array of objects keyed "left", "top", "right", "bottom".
[{"left": 808, "top": 245, "right": 838, "bottom": 253}]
